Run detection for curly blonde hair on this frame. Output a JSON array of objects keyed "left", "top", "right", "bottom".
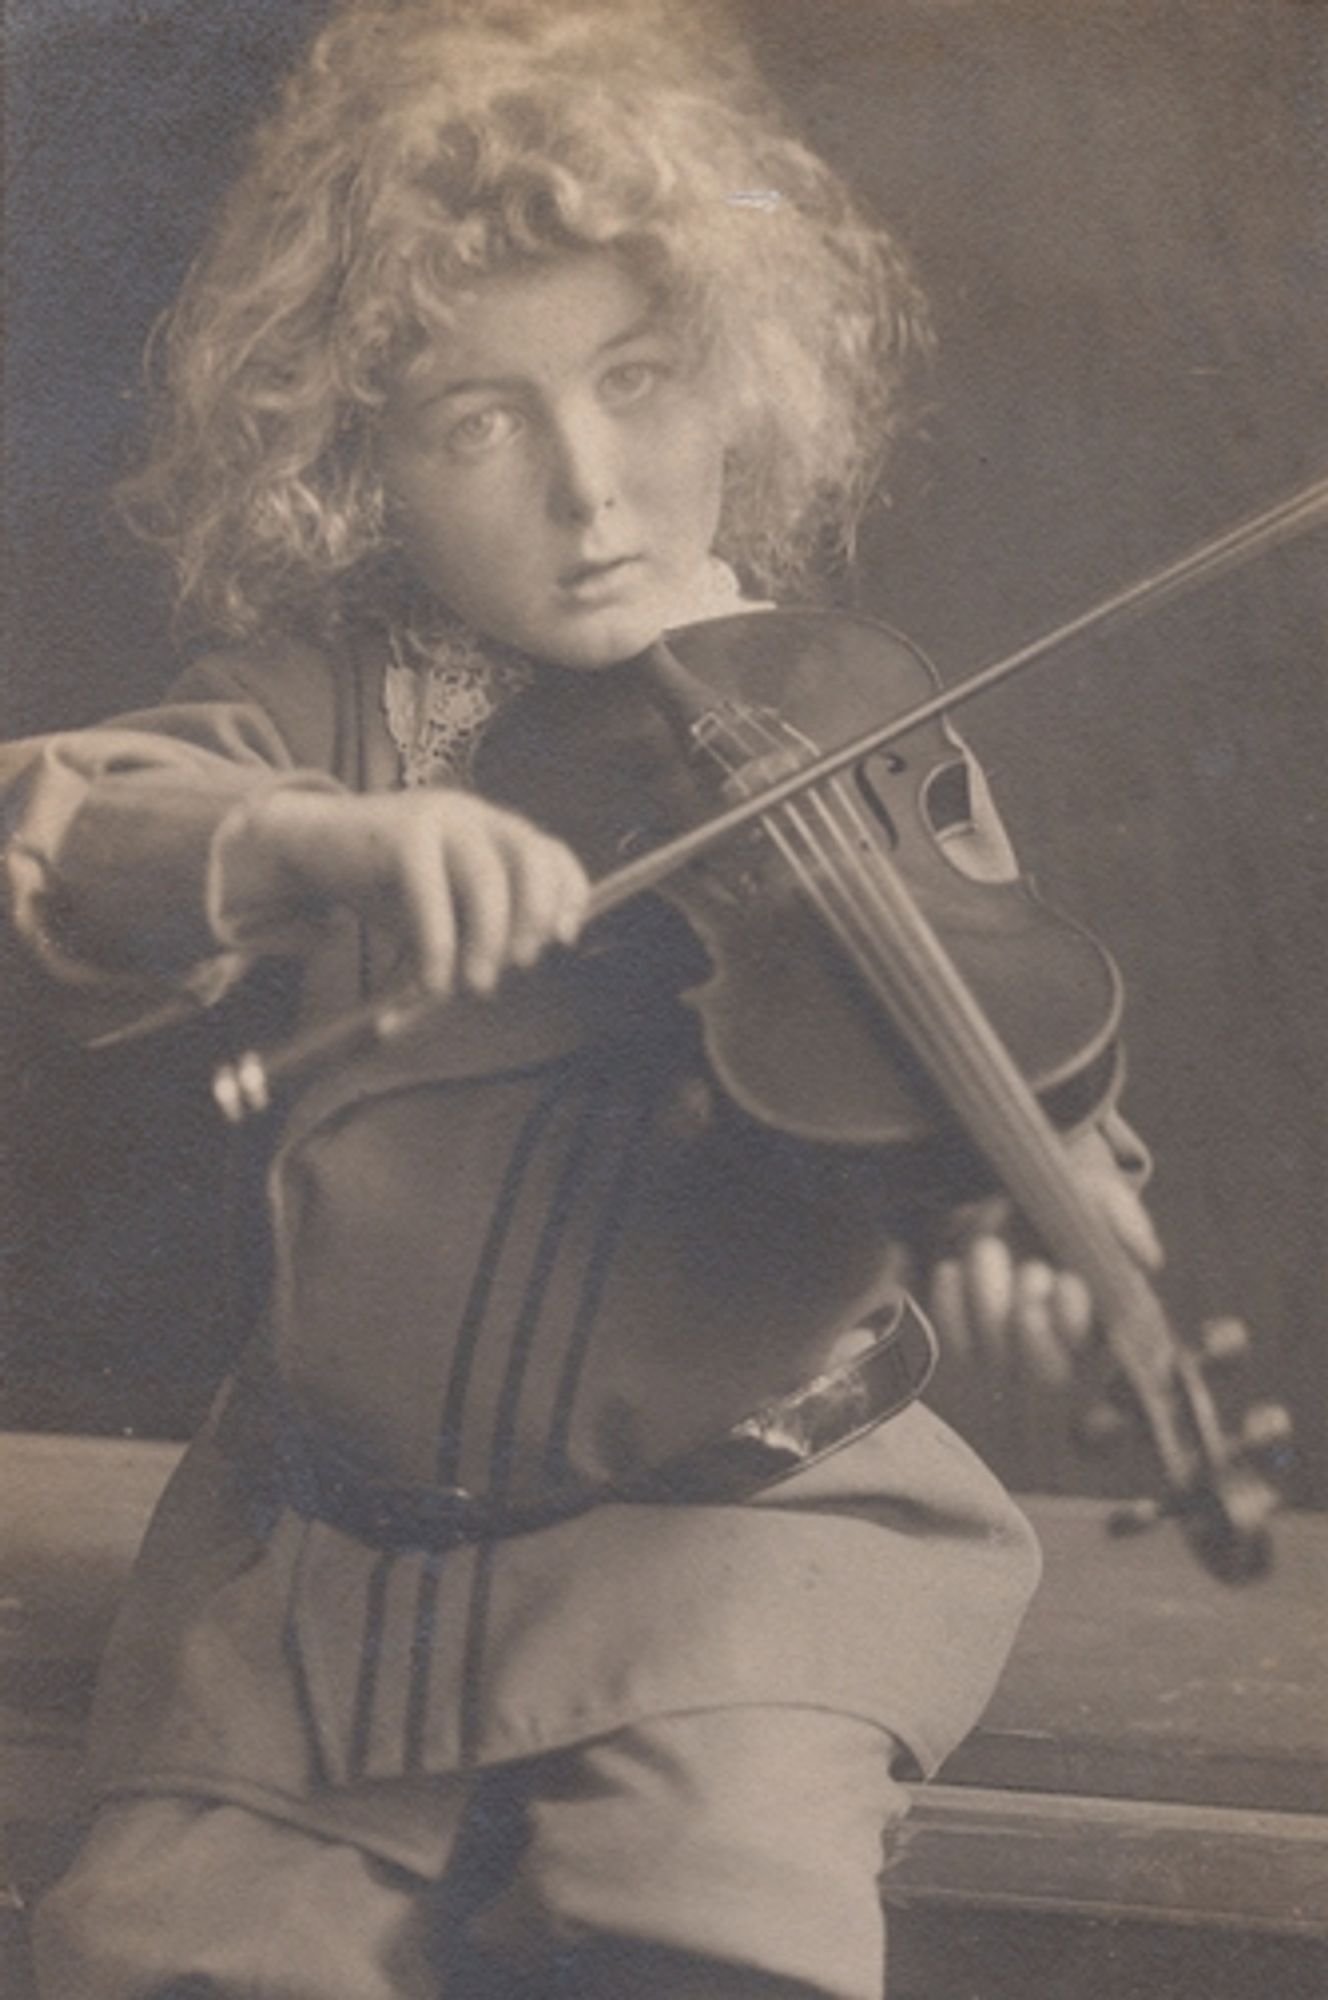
[{"left": 119, "top": 0, "right": 931, "bottom": 640}]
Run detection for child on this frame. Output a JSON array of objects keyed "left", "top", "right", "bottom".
[{"left": 5, "top": 4, "right": 1159, "bottom": 1995}]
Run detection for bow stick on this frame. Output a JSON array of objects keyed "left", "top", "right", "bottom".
[{"left": 214, "top": 474, "right": 1328, "bottom": 1120}]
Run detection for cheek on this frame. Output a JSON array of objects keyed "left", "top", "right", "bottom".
[
  {"left": 391, "top": 471, "right": 517, "bottom": 588},
  {"left": 648, "top": 419, "right": 727, "bottom": 538}
]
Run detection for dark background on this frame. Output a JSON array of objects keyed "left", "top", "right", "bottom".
[{"left": 4, "top": 0, "right": 1325, "bottom": 1502}]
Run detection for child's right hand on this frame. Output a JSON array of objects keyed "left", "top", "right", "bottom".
[{"left": 236, "top": 787, "right": 590, "bottom": 996}]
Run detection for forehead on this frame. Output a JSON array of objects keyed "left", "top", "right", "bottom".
[{"left": 394, "top": 251, "right": 658, "bottom": 394}]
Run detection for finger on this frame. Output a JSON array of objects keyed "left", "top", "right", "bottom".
[
  {"left": 397, "top": 826, "right": 458, "bottom": 995},
  {"left": 1097, "top": 1175, "right": 1165, "bottom": 1271},
  {"left": 962, "top": 1232, "right": 1016, "bottom": 1350},
  {"left": 928, "top": 1256, "right": 975, "bottom": 1363},
  {"left": 505, "top": 833, "right": 588, "bottom": 966},
  {"left": 934, "top": 1194, "right": 1010, "bottom": 1259},
  {"left": 1011, "top": 1259, "right": 1072, "bottom": 1389},
  {"left": 967, "top": 1195, "right": 1015, "bottom": 1240},
  {"left": 553, "top": 844, "right": 591, "bottom": 946},
  {"left": 1049, "top": 1269, "right": 1095, "bottom": 1351},
  {"left": 502, "top": 832, "right": 570, "bottom": 967},
  {"left": 445, "top": 832, "right": 512, "bottom": 993}
]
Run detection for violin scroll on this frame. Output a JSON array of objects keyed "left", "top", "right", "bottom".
[{"left": 1078, "top": 1314, "right": 1289, "bottom": 1582}]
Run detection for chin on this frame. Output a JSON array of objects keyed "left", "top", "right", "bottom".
[{"left": 533, "top": 612, "right": 668, "bottom": 673}]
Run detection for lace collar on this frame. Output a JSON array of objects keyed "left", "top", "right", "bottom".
[
  {"left": 382, "top": 621, "right": 533, "bottom": 789},
  {"left": 381, "top": 559, "right": 758, "bottom": 789}
]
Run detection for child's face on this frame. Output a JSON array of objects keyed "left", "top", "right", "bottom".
[{"left": 377, "top": 252, "right": 727, "bottom": 669}]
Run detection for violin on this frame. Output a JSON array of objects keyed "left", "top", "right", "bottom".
[
  {"left": 474, "top": 612, "right": 1124, "bottom": 1167},
  {"left": 214, "top": 475, "right": 1328, "bottom": 1580}
]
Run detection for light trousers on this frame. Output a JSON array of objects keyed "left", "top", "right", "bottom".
[{"left": 36, "top": 1705, "right": 911, "bottom": 2000}]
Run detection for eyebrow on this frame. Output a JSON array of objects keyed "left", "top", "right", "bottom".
[
  {"left": 404, "top": 314, "right": 666, "bottom": 406},
  {"left": 599, "top": 313, "right": 661, "bottom": 355}
]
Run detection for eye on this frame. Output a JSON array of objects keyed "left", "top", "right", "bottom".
[
  {"left": 599, "top": 358, "right": 669, "bottom": 407},
  {"left": 446, "top": 404, "right": 523, "bottom": 457}
]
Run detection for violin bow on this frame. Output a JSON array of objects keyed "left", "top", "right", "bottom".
[{"left": 214, "top": 473, "right": 1328, "bottom": 1117}]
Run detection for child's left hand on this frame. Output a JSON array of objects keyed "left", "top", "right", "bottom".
[{"left": 924, "top": 1124, "right": 1164, "bottom": 1388}]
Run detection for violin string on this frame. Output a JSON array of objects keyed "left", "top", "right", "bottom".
[
  {"left": 702, "top": 699, "right": 1173, "bottom": 1345},
  {"left": 699, "top": 710, "right": 1269, "bottom": 1524},
  {"left": 706, "top": 701, "right": 955, "bottom": 1042},
  {"left": 706, "top": 703, "right": 951, "bottom": 1039},
  {"left": 784, "top": 790, "right": 1179, "bottom": 1364},
  {"left": 703, "top": 701, "right": 1002, "bottom": 1094},
  {"left": 700, "top": 711, "right": 1276, "bottom": 1549}
]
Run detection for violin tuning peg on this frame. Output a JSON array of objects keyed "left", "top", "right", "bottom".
[
  {"left": 1073, "top": 1399, "right": 1132, "bottom": 1453},
  {"left": 1239, "top": 1401, "right": 1294, "bottom": 1461},
  {"left": 1198, "top": 1317, "right": 1252, "bottom": 1368}
]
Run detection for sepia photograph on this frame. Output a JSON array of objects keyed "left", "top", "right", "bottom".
[{"left": 3, "top": 3, "right": 1326, "bottom": 1995}]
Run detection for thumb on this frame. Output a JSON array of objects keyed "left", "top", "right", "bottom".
[{"left": 1097, "top": 1173, "right": 1165, "bottom": 1271}]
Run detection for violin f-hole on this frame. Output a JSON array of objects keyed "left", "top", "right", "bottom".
[{"left": 851, "top": 756, "right": 903, "bottom": 849}]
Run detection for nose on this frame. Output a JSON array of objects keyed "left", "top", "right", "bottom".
[{"left": 545, "top": 406, "right": 619, "bottom": 526}]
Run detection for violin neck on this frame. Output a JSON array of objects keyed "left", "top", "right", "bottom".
[{"left": 812, "top": 831, "right": 1196, "bottom": 1476}]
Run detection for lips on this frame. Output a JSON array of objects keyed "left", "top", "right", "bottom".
[{"left": 558, "top": 554, "right": 640, "bottom": 590}]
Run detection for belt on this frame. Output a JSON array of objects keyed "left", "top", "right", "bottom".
[{"left": 220, "top": 1296, "right": 937, "bottom": 1555}]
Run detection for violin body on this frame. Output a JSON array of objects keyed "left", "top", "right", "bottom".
[{"left": 476, "top": 609, "right": 1123, "bottom": 1160}]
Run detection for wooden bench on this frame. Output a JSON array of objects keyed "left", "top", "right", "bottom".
[{"left": 3, "top": 1433, "right": 1326, "bottom": 1998}]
